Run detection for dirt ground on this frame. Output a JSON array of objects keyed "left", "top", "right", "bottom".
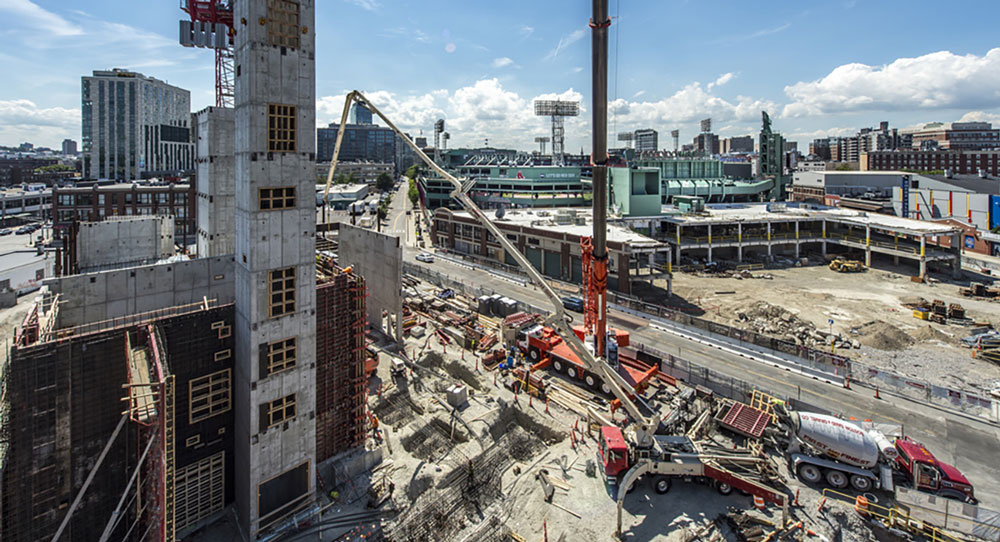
[{"left": 671, "top": 263, "right": 1000, "bottom": 393}]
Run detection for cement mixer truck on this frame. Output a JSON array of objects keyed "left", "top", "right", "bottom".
[{"left": 777, "top": 409, "right": 977, "bottom": 504}]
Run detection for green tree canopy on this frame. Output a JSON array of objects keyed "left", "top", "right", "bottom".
[{"left": 375, "top": 172, "right": 393, "bottom": 192}]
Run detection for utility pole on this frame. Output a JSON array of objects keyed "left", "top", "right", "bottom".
[{"left": 591, "top": 0, "right": 611, "bottom": 357}]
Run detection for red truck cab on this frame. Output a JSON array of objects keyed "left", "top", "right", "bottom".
[
  {"left": 894, "top": 437, "right": 976, "bottom": 504},
  {"left": 600, "top": 426, "right": 630, "bottom": 481}
]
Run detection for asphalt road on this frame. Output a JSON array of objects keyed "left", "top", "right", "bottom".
[{"left": 401, "top": 248, "right": 1000, "bottom": 506}]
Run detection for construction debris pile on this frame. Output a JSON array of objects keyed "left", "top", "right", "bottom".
[{"left": 738, "top": 301, "right": 861, "bottom": 350}]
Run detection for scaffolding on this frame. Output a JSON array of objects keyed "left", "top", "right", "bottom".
[{"left": 315, "top": 263, "right": 368, "bottom": 462}]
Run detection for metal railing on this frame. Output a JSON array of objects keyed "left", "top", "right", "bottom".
[{"left": 821, "top": 489, "right": 963, "bottom": 542}]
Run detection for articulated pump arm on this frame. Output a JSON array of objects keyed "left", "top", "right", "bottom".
[{"left": 322, "top": 91, "right": 659, "bottom": 444}]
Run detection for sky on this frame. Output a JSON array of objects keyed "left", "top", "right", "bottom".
[{"left": 3, "top": 0, "right": 1000, "bottom": 152}]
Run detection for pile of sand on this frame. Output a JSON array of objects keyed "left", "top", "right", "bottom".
[
  {"left": 910, "top": 324, "right": 955, "bottom": 345},
  {"left": 855, "top": 321, "right": 914, "bottom": 351}
]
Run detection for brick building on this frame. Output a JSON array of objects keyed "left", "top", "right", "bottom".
[{"left": 862, "top": 149, "right": 1000, "bottom": 176}]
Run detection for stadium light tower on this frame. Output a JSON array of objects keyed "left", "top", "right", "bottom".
[
  {"left": 534, "top": 100, "right": 580, "bottom": 166},
  {"left": 617, "top": 131, "right": 635, "bottom": 149},
  {"left": 671, "top": 129, "right": 680, "bottom": 152},
  {"left": 534, "top": 136, "right": 550, "bottom": 154}
]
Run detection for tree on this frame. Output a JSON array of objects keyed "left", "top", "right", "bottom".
[
  {"left": 376, "top": 206, "right": 387, "bottom": 232},
  {"left": 834, "top": 163, "right": 854, "bottom": 171},
  {"left": 408, "top": 178, "right": 419, "bottom": 206},
  {"left": 375, "top": 172, "right": 393, "bottom": 192},
  {"left": 404, "top": 164, "right": 421, "bottom": 180}
]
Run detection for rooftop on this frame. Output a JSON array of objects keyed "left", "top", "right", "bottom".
[
  {"left": 317, "top": 183, "right": 368, "bottom": 194},
  {"left": 922, "top": 173, "right": 1000, "bottom": 194},
  {"left": 445, "top": 207, "right": 665, "bottom": 247},
  {"left": 659, "top": 203, "right": 960, "bottom": 235},
  {"left": 55, "top": 183, "right": 190, "bottom": 192}
]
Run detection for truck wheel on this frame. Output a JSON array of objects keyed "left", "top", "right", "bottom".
[
  {"left": 716, "top": 482, "right": 733, "bottom": 496},
  {"left": 825, "top": 470, "right": 849, "bottom": 489},
  {"left": 567, "top": 367, "right": 578, "bottom": 379},
  {"left": 797, "top": 464, "right": 823, "bottom": 484},
  {"left": 553, "top": 359, "right": 564, "bottom": 373},
  {"left": 585, "top": 374, "right": 597, "bottom": 388},
  {"left": 653, "top": 476, "right": 672, "bottom": 494},
  {"left": 601, "top": 382, "right": 612, "bottom": 395},
  {"left": 529, "top": 347, "right": 540, "bottom": 361},
  {"left": 849, "top": 474, "right": 873, "bottom": 492}
]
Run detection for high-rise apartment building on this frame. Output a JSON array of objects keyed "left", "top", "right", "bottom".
[
  {"left": 348, "top": 102, "right": 373, "bottom": 125},
  {"left": 61, "top": 139, "right": 77, "bottom": 156},
  {"left": 634, "top": 129, "right": 658, "bottom": 152},
  {"left": 233, "top": 0, "right": 318, "bottom": 538},
  {"left": 317, "top": 122, "right": 396, "bottom": 167},
  {"left": 81, "top": 69, "right": 194, "bottom": 180}
]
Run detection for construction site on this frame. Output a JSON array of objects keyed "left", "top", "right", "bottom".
[{"left": 1, "top": 1, "right": 1000, "bottom": 541}]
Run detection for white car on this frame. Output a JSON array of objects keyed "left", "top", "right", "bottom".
[{"left": 416, "top": 252, "right": 434, "bottom": 263}]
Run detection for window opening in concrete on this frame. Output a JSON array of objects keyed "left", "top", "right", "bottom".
[
  {"left": 267, "top": 104, "right": 296, "bottom": 152},
  {"left": 267, "top": 0, "right": 300, "bottom": 49},
  {"left": 268, "top": 267, "right": 296, "bottom": 317},
  {"left": 259, "top": 187, "right": 296, "bottom": 211},
  {"left": 264, "top": 337, "right": 297, "bottom": 376},
  {"left": 261, "top": 393, "right": 297, "bottom": 431}
]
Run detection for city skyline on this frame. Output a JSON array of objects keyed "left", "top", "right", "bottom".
[{"left": 2, "top": 0, "right": 1000, "bottom": 150}]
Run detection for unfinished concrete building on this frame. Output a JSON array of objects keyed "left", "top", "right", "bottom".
[
  {"left": 1, "top": 297, "right": 235, "bottom": 541},
  {"left": 231, "top": 0, "right": 319, "bottom": 536},
  {"left": 0, "top": 258, "right": 366, "bottom": 540},
  {"left": 194, "top": 106, "right": 236, "bottom": 257}
]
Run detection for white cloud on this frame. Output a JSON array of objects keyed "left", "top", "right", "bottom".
[
  {"left": 345, "top": 0, "right": 380, "bottom": 11},
  {"left": 0, "top": 0, "right": 81, "bottom": 37},
  {"left": 519, "top": 25, "right": 534, "bottom": 39},
  {"left": 493, "top": 57, "right": 514, "bottom": 68},
  {"left": 707, "top": 72, "right": 735, "bottom": 90},
  {"left": 572, "top": 67, "right": 584, "bottom": 73},
  {"left": 783, "top": 48, "right": 1000, "bottom": 117},
  {"left": 0, "top": 99, "right": 80, "bottom": 147},
  {"left": 444, "top": 43, "right": 456, "bottom": 53},
  {"left": 786, "top": 126, "right": 858, "bottom": 140},
  {"left": 316, "top": 77, "right": 779, "bottom": 152},
  {"left": 958, "top": 110, "right": 1000, "bottom": 124},
  {"left": 609, "top": 82, "right": 776, "bottom": 131},
  {"left": 633, "top": 90, "right": 646, "bottom": 98},
  {"left": 545, "top": 28, "right": 586, "bottom": 60},
  {"left": 317, "top": 80, "right": 585, "bottom": 150}
]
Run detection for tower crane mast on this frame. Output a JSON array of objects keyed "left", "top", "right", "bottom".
[{"left": 180, "top": 1, "right": 235, "bottom": 108}]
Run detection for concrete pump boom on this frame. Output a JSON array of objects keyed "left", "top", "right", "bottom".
[{"left": 321, "top": 90, "right": 660, "bottom": 446}]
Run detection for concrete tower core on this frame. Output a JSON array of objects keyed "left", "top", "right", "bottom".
[{"left": 232, "top": 0, "right": 317, "bottom": 538}]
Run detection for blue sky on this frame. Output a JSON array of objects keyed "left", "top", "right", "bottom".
[{"left": 3, "top": 0, "right": 1000, "bottom": 151}]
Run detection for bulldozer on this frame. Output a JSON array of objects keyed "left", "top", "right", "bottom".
[{"left": 829, "top": 258, "right": 866, "bottom": 273}]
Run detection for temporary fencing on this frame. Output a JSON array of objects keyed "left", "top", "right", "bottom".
[{"left": 405, "top": 261, "right": 1000, "bottom": 425}]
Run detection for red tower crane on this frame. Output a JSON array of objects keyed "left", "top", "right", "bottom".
[{"left": 180, "top": 1, "right": 235, "bottom": 107}]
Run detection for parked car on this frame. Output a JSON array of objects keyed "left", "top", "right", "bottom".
[
  {"left": 416, "top": 252, "right": 434, "bottom": 263},
  {"left": 561, "top": 296, "right": 584, "bottom": 312},
  {"left": 0, "top": 228, "right": 12, "bottom": 236},
  {"left": 15, "top": 227, "right": 31, "bottom": 235}
]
